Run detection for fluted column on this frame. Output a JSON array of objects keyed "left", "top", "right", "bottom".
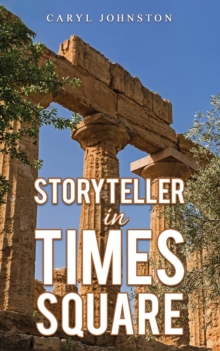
[
  {"left": 131, "top": 147, "right": 198, "bottom": 346},
  {"left": 53, "top": 268, "right": 78, "bottom": 325},
  {"left": 144, "top": 161, "right": 191, "bottom": 346},
  {"left": 0, "top": 126, "right": 38, "bottom": 314},
  {"left": 187, "top": 252, "right": 206, "bottom": 347},
  {"left": 134, "top": 262, "right": 149, "bottom": 332},
  {"left": 72, "top": 113, "right": 131, "bottom": 329},
  {"left": 142, "top": 161, "right": 191, "bottom": 280},
  {"left": 53, "top": 268, "right": 78, "bottom": 296}
]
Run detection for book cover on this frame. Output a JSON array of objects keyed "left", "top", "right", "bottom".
[{"left": 0, "top": 1, "right": 219, "bottom": 350}]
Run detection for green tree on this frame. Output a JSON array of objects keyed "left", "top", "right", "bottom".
[
  {"left": 132, "top": 95, "right": 220, "bottom": 338},
  {"left": 0, "top": 5, "right": 81, "bottom": 204},
  {"left": 164, "top": 94, "right": 220, "bottom": 320}
]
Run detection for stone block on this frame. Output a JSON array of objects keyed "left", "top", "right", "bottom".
[
  {"left": 41, "top": 49, "right": 117, "bottom": 117},
  {"left": 34, "top": 280, "right": 46, "bottom": 314},
  {"left": 152, "top": 92, "right": 173, "bottom": 124},
  {"left": 143, "top": 87, "right": 153, "bottom": 111},
  {"left": 130, "top": 146, "right": 198, "bottom": 176},
  {"left": 114, "top": 334, "right": 136, "bottom": 350},
  {"left": 180, "top": 347, "right": 211, "bottom": 351},
  {"left": 163, "top": 99, "right": 173, "bottom": 124},
  {"left": 33, "top": 336, "right": 61, "bottom": 351},
  {"left": 59, "top": 36, "right": 111, "bottom": 85},
  {"left": 54, "top": 267, "right": 67, "bottom": 282},
  {"left": 95, "top": 332, "right": 115, "bottom": 347},
  {"left": 0, "top": 329, "right": 213, "bottom": 351},
  {"left": 124, "top": 72, "right": 143, "bottom": 106},
  {"left": 54, "top": 62, "right": 116, "bottom": 116},
  {"left": 177, "top": 134, "right": 196, "bottom": 157},
  {"left": 119, "top": 115, "right": 176, "bottom": 154},
  {"left": 117, "top": 94, "right": 176, "bottom": 142},
  {"left": 73, "top": 341, "right": 86, "bottom": 350},
  {"left": 152, "top": 92, "right": 164, "bottom": 119},
  {"left": 83, "top": 331, "right": 95, "bottom": 345},
  {"left": 0, "top": 134, "right": 38, "bottom": 314},
  {"left": 110, "top": 63, "right": 125, "bottom": 93},
  {"left": 0, "top": 330, "right": 32, "bottom": 351},
  {"left": 110, "top": 63, "right": 143, "bottom": 105},
  {"left": 85, "top": 346, "right": 108, "bottom": 351}
]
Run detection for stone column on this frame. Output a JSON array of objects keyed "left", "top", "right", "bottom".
[
  {"left": 134, "top": 262, "right": 149, "bottom": 333},
  {"left": 72, "top": 113, "right": 131, "bottom": 329},
  {"left": 53, "top": 268, "right": 78, "bottom": 296},
  {"left": 34, "top": 279, "right": 46, "bottom": 315},
  {"left": 0, "top": 129, "right": 38, "bottom": 314},
  {"left": 187, "top": 252, "right": 206, "bottom": 347},
  {"left": 52, "top": 268, "right": 78, "bottom": 325},
  {"left": 131, "top": 147, "right": 198, "bottom": 346}
]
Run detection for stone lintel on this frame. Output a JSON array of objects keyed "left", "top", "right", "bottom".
[
  {"left": 130, "top": 147, "right": 199, "bottom": 176},
  {"left": 59, "top": 35, "right": 173, "bottom": 125},
  {"left": 42, "top": 44, "right": 177, "bottom": 154}
]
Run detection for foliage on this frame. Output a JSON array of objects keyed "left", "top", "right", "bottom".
[
  {"left": 0, "top": 5, "right": 81, "bottom": 205},
  {"left": 132, "top": 253, "right": 187, "bottom": 339},
  {"left": 61, "top": 337, "right": 74, "bottom": 350},
  {"left": 163, "top": 94, "right": 220, "bottom": 328},
  {"left": 187, "top": 94, "right": 220, "bottom": 155},
  {"left": 133, "top": 95, "right": 220, "bottom": 338},
  {"left": 32, "top": 310, "right": 37, "bottom": 317}
]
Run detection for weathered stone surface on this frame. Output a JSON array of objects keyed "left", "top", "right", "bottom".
[
  {"left": 0, "top": 310, "right": 98, "bottom": 343},
  {"left": 163, "top": 99, "right": 173, "bottom": 124},
  {"left": 109, "top": 63, "right": 126, "bottom": 94},
  {"left": 177, "top": 134, "right": 195, "bottom": 159},
  {"left": 110, "top": 63, "right": 144, "bottom": 106},
  {"left": 152, "top": 92, "right": 173, "bottom": 124},
  {"left": 59, "top": 35, "right": 111, "bottom": 86},
  {"left": 95, "top": 333, "right": 115, "bottom": 347},
  {"left": 0, "top": 330, "right": 32, "bottom": 351},
  {"left": 143, "top": 88, "right": 173, "bottom": 125},
  {"left": 134, "top": 262, "right": 149, "bottom": 332},
  {"left": 131, "top": 149, "right": 197, "bottom": 347},
  {"left": 0, "top": 128, "right": 38, "bottom": 314},
  {"left": 0, "top": 311, "right": 47, "bottom": 336},
  {"left": 72, "top": 115, "right": 131, "bottom": 329},
  {"left": 33, "top": 336, "right": 61, "bottom": 351},
  {"left": 117, "top": 94, "right": 176, "bottom": 143},
  {"left": 53, "top": 268, "right": 78, "bottom": 296},
  {"left": 50, "top": 52, "right": 117, "bottom": 117},
  {"left": 41, "top": 47, "right": 175, "bottom": 153},
  {"left": 34, "top": 271, "right": 77, "bottom": 325},
  {"left": 0, "top": 328, "right": 212, "bottom": 351},
  {"left": 205, "top": 304, "right": 220, "bottom": 351},
  {"left": 180, "top": 347, "right": 209, "bottom": 351},
  {"left": 34, "top": 280, "right": 46, "bottom": 316},
  {"left": 187, "top": 251, "right": 206, "bottom": 348},
  {"left": 58, "top": 36, "right": 173, "bottom": 125},
  {"left": 131, "top": 147, "right": 198, "bottom": 176},
  {"left": 122, "top": 117, "right": 178, "bottom": 154},
  {"left": 142, "top": 86, "right": 154, "bottom": 111},
  {"left": 124, "top": 73, "right": 144, "bottom": 106}
]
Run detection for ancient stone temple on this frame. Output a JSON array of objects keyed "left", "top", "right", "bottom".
[{"left": 0, "top": 20, "right": 219, "bottom": 350}]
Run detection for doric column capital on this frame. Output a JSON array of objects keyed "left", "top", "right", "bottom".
[
  {"left": 131, "top": 147, "right": 198, "bottom": 181},
  {"left": 141, "top": 161, "right": 192, "bottom": 181},
  {"left": 72, "top": 113, "right": 131, "bottom": 156}
]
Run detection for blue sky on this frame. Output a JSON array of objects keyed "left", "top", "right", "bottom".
[{"left": 2, "top": 0, "right": 220, "bottom": 294}]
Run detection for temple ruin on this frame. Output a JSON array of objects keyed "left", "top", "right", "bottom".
[{"left": 0, "top": 30, "right": 220, "bottom": 350}]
